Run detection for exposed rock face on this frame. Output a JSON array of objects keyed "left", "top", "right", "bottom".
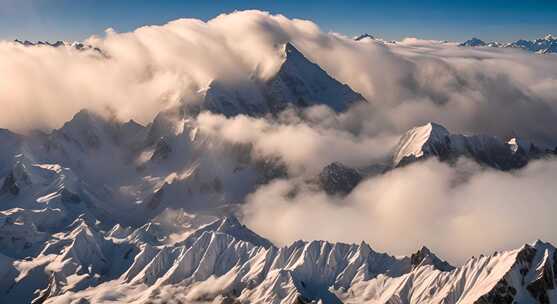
[
  {"left": 266, "top": 43, "right": 366, "bottom": 113},
  {"left": 150, "top": 137, "right": 172, "bottom": 161},
  {"left": 393, "top": 122, "right": 553, "bottom": 170},
  {"left": 475, "top": 242, "right": 557, "bottom": 304},
  {"left": 199, "top": 43, "right": 366, "bottom": 117},
  {"left": 459, "top": 34, "right": 557, "bottom": 54},
  {"left": 318, "top": 162, "right": 362, "bottom": 195},
  {"left": 460, "top": 37, "right": 487, "bottom": 47},
  {"left": 410, "top": 246, "right": 454, "bottom": 272},
  {"left": 14, "top": 39, "right": 105, "bottom": 54},
  {"left": 526, "top": 249, "right": 555, "bottom": 304},
  {"left": 1, "top": 172, "right": 20, "bottom": 195},
  {"left": 475, "top": 279, "right": 517, "bottom": 304}
]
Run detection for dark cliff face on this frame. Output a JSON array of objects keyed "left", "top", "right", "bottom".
[
  {"left": 0, "top": 172, "right": 20, "bottom": 195},
  {"left": 410, "top": 246, "right": 454, "bottom": 272},
  {"left": 318, "top": 162, "right": 362, "bottom": 195}
]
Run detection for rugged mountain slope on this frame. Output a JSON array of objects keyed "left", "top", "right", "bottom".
[
  {"left": 459, "top": 37, "right": 487, "bottom": 47},
  {"left": 2, "top": 36, "right": 557, "bottom": 303},
  {"left": 392, "top": 122, "right": 554, "bottom": 169},
  {"left": 1, "top": 112, "right": 556, "bottom": 303},
  {"left": 199, "top": 43, "right": 366, "bottom": 116},
  {"left": 0, "top": 109, "right": 280, "bottom": 230},
  {"left": 0, "top": 211, "right": 457, "bottom": 304},
  {"left": 312, "top": 122, "right": 555, "bottom": 197},
  {"left": 342, "top": 241, "right": 557, "bottom": 304},
  {"left": 13, "top": 39, "right": 104, "bottom": 53},
  {"left": 0, "top": 209, "right": 550, "bottom": 304}
]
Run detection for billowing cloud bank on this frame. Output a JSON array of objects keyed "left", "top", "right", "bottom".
[
  {"left": 243, "top": 158, "right": 557, "bottom": 264},
  {"left": 1, "top": 10, "right": 557, "bottom": 263},
  {"left": 1, "top": 10, "right": 556, "bottom": 142}
]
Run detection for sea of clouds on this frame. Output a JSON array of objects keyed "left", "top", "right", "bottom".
[{"left": 1, "top": 10, "right": 557, "bottom": 263}]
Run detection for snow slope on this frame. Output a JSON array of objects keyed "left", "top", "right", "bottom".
[
  {"left": 0, "top": 212, "right": 548, "bottom": 304},
  {"left": 1, "top": 36, "right": 556, "bottom": 302},
  {"left": 0, "top": 113, "right": 556, "bottom": 303}
]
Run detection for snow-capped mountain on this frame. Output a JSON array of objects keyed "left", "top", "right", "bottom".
[
  {"left": 197, "top": 42, "right": 366, "bottom": 116},
  {"left": 459, "top": 37, "right": 487, "bottom": 47},
  {"left": 459, "top": 34, "right": 557, "bottom": 54},
  {"left": 311, "top": 122, "right": 555, "bottom": 196},
  {"left": 1, "top": 207, "right": 554, "bottom": 303},
  {"left": 1, "top": 111, "right": 556, "bottom": 303},
  {"left": 392, "top": 122, "right": 554, "bottom": 169},
  {"left": 2, "top": 35, "right": 557, "bottom": 302},
  {"left": 0, "top": 109, "right": 274, "bottom": 225},
  {"left": 14, "top": 39, "right": 66, "bottom": 47},
  {"left": 343, "top": 240, "right": 557, "bottom": 304},
  {"left": 13, "top": 39, "right": 104, "bottom": 54},
  {"left": 506, "top": 34, "right": 557, "bottom": 54}
]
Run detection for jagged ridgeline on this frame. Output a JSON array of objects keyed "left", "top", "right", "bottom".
[
  {"left": 192, "top": 42, "right": 366, "bottom": 117},
  {"left": 458, "top": 34, "right": 557, "bottom": 54},
  {"left": 1, "top": 40, "right": 557, "bottom": 304}
]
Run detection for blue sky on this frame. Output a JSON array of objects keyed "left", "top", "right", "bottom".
[{"left": 1, "top": 0, "right": 556, "bottom": 42}]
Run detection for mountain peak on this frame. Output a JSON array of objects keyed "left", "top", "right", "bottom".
[
  {"left": 392, "top": 122, "right": 450, "bottom": 166},
  {"left": 270, "top": 42, "right": 366, "bottom": 112},
  {"left": 355, "top": 33, "right": 375, "bottom": 41},
  {"left": 180, "top": 215, "right": 274, "bottom": 249},
  {"left": 218, "top": 215, "right": 242, "bottom": 230},
  {"left": 410, "top": 246, "right": 454, "bottom": 271},
  {"left": 198, "top": 41, "right": 366, "bottom": 116},
  {"left": 60, "top": 109, "right": 108, "bottom": 134},
  {"left": 392, "top": 122, "right": 547, "bottom": 170},
  {"left": 459, "top": 37, "right": 487, "bottom": 47},
  {"left": 279, "top": 42, "right": 313, "bottom": 68},
  {"left": 283, "top": 42, "right": 302, "bottom": 57},
  {"left": 417, "top": 245, "right": 432, "bottom": 255},
  {"left": 72, "top": 108, "right": 98, "bottom": 122}
]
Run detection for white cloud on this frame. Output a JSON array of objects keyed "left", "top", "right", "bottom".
[
  {"left": 0, "top": 9, "right": 555, "bottom": 144},
  {"left": 1, "top": 9, "right": 557, "bottom": 264},
  {"left": 242, "top": 158, "right": 557, "bottom": 264}
]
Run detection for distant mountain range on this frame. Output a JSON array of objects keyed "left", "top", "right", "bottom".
[
  {"left": 459, "top": 34, "right": 557, "bottom": 54},
  {"left": 19, "top": 33, "right": 556, "bottom": 56},
  {"left": 13, "top": 39, "right": 104, "bottom": 53},
  {"left": 352, "top": 32, "right": 557, "bottom": 54}
]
